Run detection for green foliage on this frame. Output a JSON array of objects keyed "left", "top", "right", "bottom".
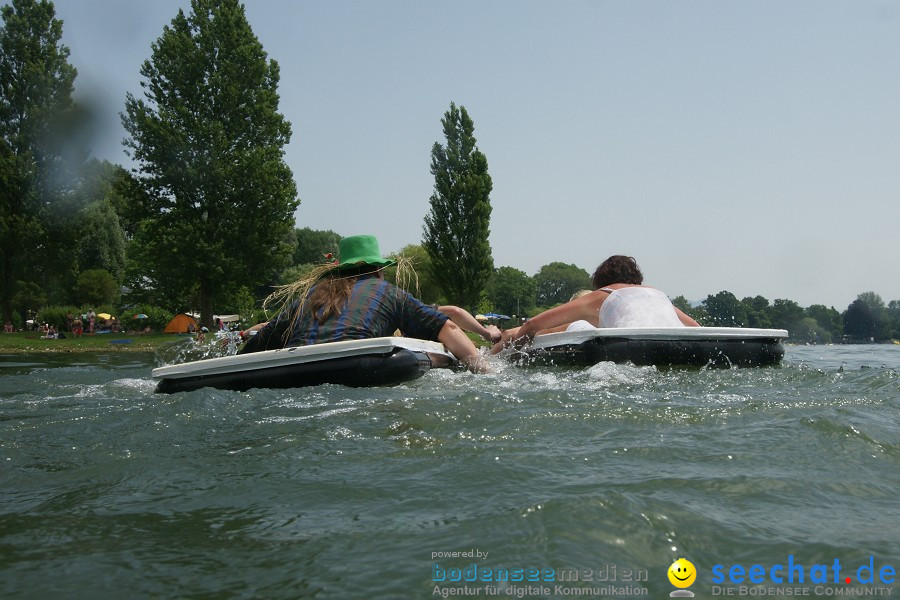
[
  {"left": 77, "top": 195, "right": 127, "bottom": 281},
  {"left": 384, "top": 244, "right": 442, "bottom": 303},
  {"left": 34, "top": 305, "right": 75, "bottom": 330},
  {"left": 768, "top": 298, "right": 805, "bottom": 331},
  {"left": 888, "top": 300, "right": 900, "bottom": 340},
  {"left": 672, "top": 295, "right": 708, "bottom": 325},
  {"left": 792, "top": 317, "right": 832, "bottom": 344},
  {"left": 103, "top": 162, "right": 146, "bottom": 239},
  {"left": 128, "top": 304, "right": 174, "bottom": 332},
  {"left": 474, "top": 291, "right": 493, "bottom": 316},
  {"left": 293, "top": 227, "right": 341, "bottom": 266},
  {"left": 0, "top": 0, "right": 78, "bottom": 322},
  {"left": 534, "top": 262, "right": 590, "bottom": 307},
  {"left": 12, "top": 279, "right": 46, "bottom": 317},
  {"left": 486, "top": 266, "right": 536, "bottom": 318},
  {"left": 702, "top": 291, "right": 747, "bottom": 326},
  {"left": 74, "top": 268, "right": 119, "bottom": 306},
  {"left": 805, "top": 304, "right": 842, "bottom": 341},
  {"left": 212, "top": 284, "right": 257, "bottom": 320},
  {"left": 121, "top": 0, "right": 298, "bottom": 327},
  {"left": 422, "top": 102, "right": 493, "bottom": 310},
  {"left": 842, "top": 292, "right": 889, "bottom": 342},
  {"left": 741, "top": 296, "right": 773, "bottom": 328}
]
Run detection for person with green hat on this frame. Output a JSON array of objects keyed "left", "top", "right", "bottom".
[{"left": 242, "top": 235, "right": 487, "bottom": 372}]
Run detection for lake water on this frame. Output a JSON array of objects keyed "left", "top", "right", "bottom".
[{"left": 1, "top": 344, "right": 898, "bottom": 599}]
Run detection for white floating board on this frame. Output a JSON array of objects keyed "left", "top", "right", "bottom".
[{"left": 152, "top": 336, "right": 451, "bottom": 381}]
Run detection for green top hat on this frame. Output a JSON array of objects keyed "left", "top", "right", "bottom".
[{"left": 335, "top": 235, "right": 396, "bottom": 271}]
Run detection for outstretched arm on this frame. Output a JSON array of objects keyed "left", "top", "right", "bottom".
[
  {"left": 437, "top": 320, "right": 491, "bottom": 373},
  {"left": 503, "top": 295, "right": 600, "bottom": 349},
  {"left": 438, "top": 305, "right": 502, "bottom": 343}
]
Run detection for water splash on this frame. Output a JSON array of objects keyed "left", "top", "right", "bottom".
[{"left": 153, "top": 330, "right": 243, "bottom": 367}]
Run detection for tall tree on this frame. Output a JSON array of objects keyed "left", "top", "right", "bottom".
[
  {"left": 768, "top": 298, "right": 805, "bottom": 332},
  {"left": 741, "top": 295, "right": 773, "bottom": 328},
  {"left": 0, "top": 0, "right": 77, "bottom": 322},
  {"left": 122, "top": 0, "right": 297, "bottom": 327},
  {"left": 805, "top": 304, "right": 842, "bottom": 341},
  {"left": 293, "top": 227, "right": 341, "bottom": 266},
  {"left": 534, "top": 262, "right": 590, "bottom": 307},
  {"left": 486, "top": 266, "right": 536, "bottom": 318},
  {"left": 702, "top": 291, "right": 747, "bottom": 327},
  {"left": 843, "top": 292, "right": 888, "bottom": 342},
  {"left": 888, "top": 300, "right": 900, "bottom": 340},
  {"left": 422, "top": 102, "right": 493, "bottom": 310}
]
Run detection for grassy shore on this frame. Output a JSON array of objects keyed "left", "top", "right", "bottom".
[{"left": 0, "top": 332, "right": 188, "bottom": 353}]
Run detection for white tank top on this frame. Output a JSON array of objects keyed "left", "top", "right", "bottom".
[{"left": 599, "top": 287, "right": 684, "bottom": 328}]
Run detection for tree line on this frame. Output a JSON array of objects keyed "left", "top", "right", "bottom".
[{"left": 2, "top": 0, "right": 897, "bottom": 344}]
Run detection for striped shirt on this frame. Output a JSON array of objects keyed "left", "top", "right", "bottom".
[{"left": 262, "top": 275, "right": 448, "bottom": 347}]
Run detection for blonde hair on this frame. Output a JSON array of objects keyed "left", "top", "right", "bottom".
[
  {"left": 569, "top": 289, "right": 592, "bottom": 301},
  {"left": 262, "top": 256, "right": 420, "bottom": 343}
]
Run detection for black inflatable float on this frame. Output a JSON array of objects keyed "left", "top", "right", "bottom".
[{"left": 518, "top": 327, "right": 788, "bottom": 368}]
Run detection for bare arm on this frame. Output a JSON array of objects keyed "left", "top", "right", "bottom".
[
  {"left": 437, "top": 320, "right": 491, "bottom": 373},
  {"left": 676, "top": 308, "right": 700, "bottom": 327},
  {"left": 505, "top": 294, "right": 602, "bottom": 349},
  {"left": 438, "top": 305, "right": 501, "bottom": 343},
  {"left": 239, "top": 321, "right": 268, "bottom": 340}
]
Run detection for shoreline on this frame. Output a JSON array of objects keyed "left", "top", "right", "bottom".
[{"left": 0, "top": 332, "right": 186, "bottom": 354}]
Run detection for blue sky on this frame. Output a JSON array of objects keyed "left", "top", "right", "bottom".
[{"left": 51, "top": 1, "right": 900, "bottom": 310}]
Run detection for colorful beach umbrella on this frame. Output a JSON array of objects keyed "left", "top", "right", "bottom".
[
  {"left": 133, "top": 313, "right": 149, "bottom": 319},
  {"left": 97, "top": 312, "right": 112, "bottom": 320}
]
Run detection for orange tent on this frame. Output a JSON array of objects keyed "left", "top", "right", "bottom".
[{"left": 163, "top": 313, "right": 197, "bottom": 334}]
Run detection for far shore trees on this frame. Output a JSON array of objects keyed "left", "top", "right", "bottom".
[
  {"left": 122, "top": 0, "right": 297, "bottom": 328},
  {"left": 534, "top": 262, "right": 590, "bottom": 308},
  {"left": 423, "top": 102, "right": 494, "bottom": 311},
  {"left": 487, "top": 266, "right": 536, "bottom": 319}
]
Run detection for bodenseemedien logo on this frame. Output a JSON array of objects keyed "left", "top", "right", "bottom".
[{"left": 668, "top": 558, "right": 697, "bottom": 597}]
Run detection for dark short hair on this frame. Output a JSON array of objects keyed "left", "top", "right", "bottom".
[{"left": 591, "top": 255, "right": 643, "bottom": 289}]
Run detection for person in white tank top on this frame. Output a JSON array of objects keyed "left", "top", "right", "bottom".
[
  {"left": 493, "top": 255, "right": 699, "bottom": 353},
  {"left": 598, "top": 286, "right": 685, "bottom": 328}
]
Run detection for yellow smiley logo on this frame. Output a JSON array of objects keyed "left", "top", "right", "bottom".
[{"left": 668, "top": 558, "right": 697, "bottom": 588}]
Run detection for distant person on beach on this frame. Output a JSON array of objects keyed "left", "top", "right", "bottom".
[
  {"left": 240, "top": 235, "right": 487, "bottom": 372},
  {"left": 72, "top": 318, "right": 83, "bottom": 337},
  {"left": 494, "top": 255, "right": 698, "bottom": 352},
  {"left": 3, "top": 321, "right": 14, "bottom": 333}
]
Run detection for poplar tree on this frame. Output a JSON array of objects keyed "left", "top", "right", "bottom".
[
  {"left": 423, "top": 102, "right": 493, "bottom": 310},
  {"left": 0, "top": 0, "right": 76, "bottom": 323},
  {"left": 122, "top": 0, "right": 297, "bottom": 326}
]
